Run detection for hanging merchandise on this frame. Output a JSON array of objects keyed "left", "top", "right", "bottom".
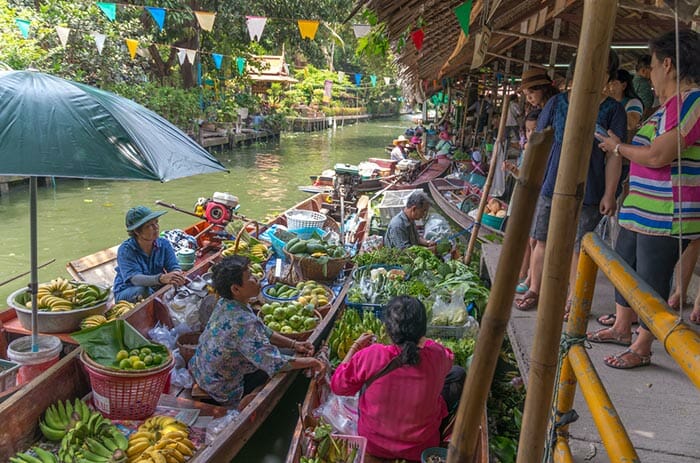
[
  {"left": 354, "top": 73, "right": 362, "bottom": 86},
  {"left": 194, "top": 11, "right": 216, "bottom": 31},
  {"left": 125, "top": 38, "right": 138, "bottom": 59},
  {"left": 246, "top": 16, "right": 267, "bottom": 42},
  {"left": 212, "top": 53, "right": 223, "bottom": 70},
  {"left": 15, "top": 19, "right": 30, "bottom": 38},
  {"left": 55, "top": 26, "right": 70, "bottom": 47},
  {"left": 297, "top": 20, "right": 319, "bottom": 40},
  {"left": 91, "top": 32, "right": 106, "bottom": 54},
  {"left": 411, "top": 29, "right": 425, "bottom": 51},
  {"left": 96, "top": 2, "right": 116, "bottom": 21},
  {"left": 145, "top": 7, "right": 166, "bottom": 32},
  {"left": 352, "top": 24, "right": 371, "bottom": 38},
  {"left": 454, "top": 0, "right": 473, "bottom": 36},
  {"left": 236, "top": 57, "right": 246, "bottom": 75}
]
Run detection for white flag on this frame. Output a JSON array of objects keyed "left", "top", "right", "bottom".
[
  {"left": 177, "top": 48, "right": 187, "bottom": 65},
  {"left": 185, "top": 49, "right": 197, "bottom": 64},
  {"left": 337, "top": 71, "right": 345, "bottom": 83},
  {"left": 352, "top": 24, "right": 371, "bottom": 38},
  {"left": 55, "top": 26, "right": 70, "bottom": 47},
  {"left": 384, "top": 77, "right": 391, "bottom": 85},
  {"left": 246, "top": 16, "right": 267, "bottom": 42},
  {"left": 91, "top": 32, "right": 106, "bottom": 55}
]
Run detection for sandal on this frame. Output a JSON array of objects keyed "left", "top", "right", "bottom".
[
  {"left": 587, "top": 328, "right": 632, "bottom": 346},
  {"left": 515, "top": 290, "right": 538, "bottom": 311},
  {"left": 515, "top": 282, "right": 529, "bottom": 294},
  {"left": 604, "top": 349, "right": 651, "bottom": 369},
  {"left": 596, "top": 313, "right": 616, "bottom": 326}
]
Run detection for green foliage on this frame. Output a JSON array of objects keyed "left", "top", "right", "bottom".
[{"left": 105, "top": 82, "right": 200, "bottom": 128}]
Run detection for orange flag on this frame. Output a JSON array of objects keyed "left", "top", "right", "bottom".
[
  {"left": 297, "top": 20, "right": 319, "bottom": 40},
  {"left": 125, "top": 38, "right": 138, "bottom": 59}
]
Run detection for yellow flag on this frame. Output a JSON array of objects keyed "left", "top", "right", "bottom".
[
  {"left": 125, "top": 38, "right": 138, "bottom": 60},
  {"left": 297, "top": 20, "right": 319, "bottom": 40},
  {"left": 194, "top": 11, "right": 216, "bottom": 31}
]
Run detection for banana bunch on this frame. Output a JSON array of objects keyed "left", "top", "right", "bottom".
[
  {"left": 39, "top": 399, "right": 94, "bottom": 441},
  {"left": 58, "top": 412, "right": 128, "bottom": 463},
  {"left": 22, "top": 279, "right": 109, "bottom": 312},
  {"left": 80, "top": 315, "right": 108, "bottom": 330},
  {"left": 127, "top": 416, "right": 194, "bottom": 463},
  {"left": 73, "top": 283, "right": 108, "bottom": 309},
  {"left": 9, "top": 447, "right": 58, "bottom": 463},
  {"left": 105, "top": 301, "right": 135, "bottom": 320},
  {"left": 249, "top": 244, "right": 269, "bottom": 261}
]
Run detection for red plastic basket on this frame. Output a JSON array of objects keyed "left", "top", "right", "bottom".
[{"left": 80, "top": 351, "right": 173, "bottom": 420}]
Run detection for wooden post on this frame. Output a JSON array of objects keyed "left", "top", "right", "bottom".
[
  {"left": 464, "top": 92, "right": 510, "bottom": 264},
  {"left": 515, "top": 1, "right": 617, "bottom": 461},
  {"left": 448, "top": 128, "right": 554, "bottom": 462}
]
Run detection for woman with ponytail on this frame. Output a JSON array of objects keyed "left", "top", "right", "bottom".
[{"left": 330, "top": 296, "right": 465, "bottom": 461}]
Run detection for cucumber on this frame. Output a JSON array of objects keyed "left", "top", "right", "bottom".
[
  {"left": 288, "top": 242, "right": 308, "bottom": 254},
  {"left": 285, "top": 237, "right": 300, "bottom": 249}
]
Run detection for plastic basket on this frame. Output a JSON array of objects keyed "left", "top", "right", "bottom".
[
  {"left": 481, "top": 213, "right": 505, "bottom": 230},
  {"left": 0, "top": 359, "right": 19, "bottom": 393},
  {"left": 426, "top": 325, "right": 467, "bottom": 339},
  {"left": 261, "top": 284, "right": 300, "bottom": 302},
  {"left": 332, "top": 434, "right": 367, "bottom": 463},
  {"left": 80, "top": 351, "right": 173, "bottom": 420},
  {"left": 285, "top": 210, "right": 327, "bottom": 230},
  {"left": 421, "top": 447, "right": 447, "bottom": 463},
  {"left": 377, "top": 189, "right": 423, "bottom": 223},
  {"left": 289, "top": 227, "right": 327, "bottom": 240},
  {"left": 344, "top": 295, "right": 385, "bottom": 320}
]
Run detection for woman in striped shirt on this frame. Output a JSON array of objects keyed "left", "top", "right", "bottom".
[{"left": 587, "top": 29, "right": 700, "bottom": 369}]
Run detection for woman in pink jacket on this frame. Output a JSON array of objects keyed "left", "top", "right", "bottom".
[{"left": 331, "top": 296, "right": 465, "bottom": 461}]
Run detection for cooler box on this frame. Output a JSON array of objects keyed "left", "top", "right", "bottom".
[
  {"left": 367, "top": 158, "right": 397, "bottom": 174},
  {"left": 378, "top": 189, "right": 423, "bottom": 224}
]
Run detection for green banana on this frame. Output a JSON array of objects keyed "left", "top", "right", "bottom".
[
  {"left": 86, "top": 438, "right": 112, "bottom": 459},
  {"left": 14, "top": 453, "right": 43, "bottom": 463},
  {"left": 39, "top": 420, "right": 65, "bottom": 441},
  {"left": 56, "top": 400, "right": 68, "bottom": 424},
  {"left": 43, "top": 405, "right": 62, "bottom": 430},
  {"left": 32, "top": 447, "right": 57, "bottom": 463},
  {"left": 101, "top": 436, "right": 117, "bottom": 452}
]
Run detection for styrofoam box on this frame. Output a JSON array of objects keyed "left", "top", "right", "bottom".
[{"left": 378, "top": 189, "right": 423, "bottom": 223}]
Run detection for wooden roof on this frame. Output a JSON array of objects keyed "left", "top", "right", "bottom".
[
  {"left": 247, "top": 55, "right": 298, "bottom": 83},
  {"left": 359, "top": 0, "right": 698, "bottom": 95}
]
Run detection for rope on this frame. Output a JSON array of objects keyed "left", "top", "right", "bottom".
[{"left": 542, "top": 333, "right": 588, "bottom": 463}]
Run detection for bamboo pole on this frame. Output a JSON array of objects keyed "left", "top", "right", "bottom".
[
  {"left": 464, "top": 92, "right": 510, "bottom": 264},
  {"left": 448, "top": 128, "right": 553, "bottom": 462},
  {"left": 515, "top": 0, "right": 618, "bottom": 461}
]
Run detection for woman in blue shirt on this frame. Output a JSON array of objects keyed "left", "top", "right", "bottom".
[{"left": 113, "top": 206, "right": 187, "bottom": 302}]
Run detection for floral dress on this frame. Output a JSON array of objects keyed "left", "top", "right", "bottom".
[{"left": 189, "top": 298, "right": 292, "bottom": 407}]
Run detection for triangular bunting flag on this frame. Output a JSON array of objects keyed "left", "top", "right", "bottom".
[
  {"left": 96, "top": 2, "right": 116, "bottom": 21},
  {"left": 352, "top": 24, "right": 371, "bottom": 38},
  {"left": 212, "top": 53, "right": 223, "bottom": 70},
  {"left": 145, "top": 7, "right": 166, "bottom": 32},
  {"left": 91, "top": 32, "right": 106, "bottom": 54},
  {"left": 125, "top": 38, "right": 138, "bottom": 60},
  {"left": 246, "top": 16, "right": 267, "bottom": 42},
  {"left": 15, "top": 19, "right": 30, "bottom": 38},
  {"left": 55, "top": 26, "right": 70, "bottom": 47},
  {"left": 354, "top": 73, "right": 362, "bottom": 86},
  {"left": 454, "top": 0, "right": 473, "bottom": 36},
  {"left": 236, "top": 57, "right": 246, "bottom": 75},
  {"left": 411, "top": 29, "right": 425, "bottom": 51},
  {"left": 177, "top": 48, "right": 186, "bottom": 65},
  {"left": 185, "top": 49, "right": 197, "bottom": 64},
  {"left": 370, "top": 75, "right": 377, "bottom": 87},
  {"left": 338, "top": 71, "right": 345, "bottom": 83},
  {"left": 194, "top": 11, "right": 216, "bottom": 31},
  {"left": 384, "top": 77, "right": 391, "bottom": 86},
  {"left": 297, "top": 20, "right": 319, "bottom": 40}
]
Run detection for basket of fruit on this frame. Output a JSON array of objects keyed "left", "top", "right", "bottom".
[
  {"left": 221, "top": 220, "right": 272, "bottom": 262},
  {"left": 262, "top": 282, "right": 302, "bottom": 302},
  {"left": 259, "top": 301, "right": 321, "bottom": 341},
  {"left": 294, "top": 280, "right": 333, "bottom": 316},
  {"left": 283, "top": 237, "right": 349, "bottom": 282},
  {"left": 7, "top": 278, "right": 111, "bottom": 333}
]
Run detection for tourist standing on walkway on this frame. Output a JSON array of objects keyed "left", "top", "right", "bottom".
[
  {"left": 632, "top": 55, "right": 655, "bottom": 114},
  {"left": 588, "top": 29, "right": 700, "bottom": 369}
]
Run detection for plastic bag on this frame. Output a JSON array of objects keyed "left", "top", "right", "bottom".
[
  {"left": 164, "top": 287, "right": 203, "bottom": 330},
  {"left": 171, "top": 366, "right": 194, "bottom": 389},
  {"left": 315, "top": 392, "right": 359, "bottom": 436},
  {"left": 430, "top": 290, "right": 467, "bottom": 326},
  {"left": 205, "top": 409, "right": 241, "bottom": 444},
  {"left": 148, "top": 323, "right": 178, "bottom": 350},
  {"left": 423, "top": 213, "right": 451, "bottom": 242}
]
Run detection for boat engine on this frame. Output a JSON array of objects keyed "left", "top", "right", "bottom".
[
  {"left": 395, "top": 159, "right": 421, "bottom": 182},
  {"left": 194, "top": 192, "right": 240, "bottom": 225},
  {"left": 333, "top": 163, "right": 361, "bottom": 202}
]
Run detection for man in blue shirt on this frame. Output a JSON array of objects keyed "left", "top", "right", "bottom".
[{"left": 113, "top": 206, "right": 187, "bottom": 302}]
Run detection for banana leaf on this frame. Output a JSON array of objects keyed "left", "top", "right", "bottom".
[{"left": 71, "top": 319, "right": 168, "bottom": 368}]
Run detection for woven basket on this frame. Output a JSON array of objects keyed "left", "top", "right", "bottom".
[
  {"left": 283, "top": 249, "right": 348, "bottom": 282},
  {"left": 80, "top": 351, "right": 173, "bottom": 420},
  {"left": 176, "top": 331, "right": 202, "bottom": 365}
]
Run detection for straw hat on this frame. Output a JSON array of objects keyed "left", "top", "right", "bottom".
[
  {"left": 520, "top": 69, "right": 552, "bottom": 90},
  {"left": 393, "top": 135, "right": 408, "bottom": 145}
]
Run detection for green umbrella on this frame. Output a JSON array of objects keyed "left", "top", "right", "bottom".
[{"left": 0, "top": 70, "right": 227, "bottom": 348}]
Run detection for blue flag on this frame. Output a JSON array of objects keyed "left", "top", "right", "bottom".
[
  {"left": 96, "top": 2, "right": 116, "bottom": 21},
  {"left": 370, "top": 75, "right": 377, "bottom": 87},
  {"left": 145, "top": 7, "right": 166, "bottom": 32},
  {"left": 354, "top": 73, "right": 362, "bottom": 86},
  {"left": 15, "top": 19, "right": 30, "bottom": 38},
  {"left": 236, "top": 57, "right": 246, "bottom": 75},
  {"left": 212, "top": 53, "right": 223, "bottom": 70}
]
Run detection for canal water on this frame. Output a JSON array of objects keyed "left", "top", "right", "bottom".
[{"left": 0, "top": 118, "right": 408, "bottom": 462}]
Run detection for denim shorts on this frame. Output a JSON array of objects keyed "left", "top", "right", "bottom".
[{"left": 530, "top": 195, "right": 602, "bottom": 250}]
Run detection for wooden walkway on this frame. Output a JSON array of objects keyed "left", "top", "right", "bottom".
[{"left": 287, "top": 114, "right": 371, "bottom": 132}]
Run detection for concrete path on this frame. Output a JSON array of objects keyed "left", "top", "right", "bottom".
[{"left": 481, "top": 243, "right": 700, "bottom": 463}]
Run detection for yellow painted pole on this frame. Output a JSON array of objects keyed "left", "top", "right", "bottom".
[
  {"left": 568, "top": 344, "right": 640, "bottom": 462},
  {"left": 582, "top": 233, "right": 700, "bottom": 387},
  {"left": 553, "top": 437, "right": 575, "bottom": 463},
  {"left": 516, "top": 0, "right": 618, "bottom": 460}
]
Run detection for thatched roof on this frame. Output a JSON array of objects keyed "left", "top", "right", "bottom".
[{"left": 358, "top": 0, "right": 698, "bottom": 96}]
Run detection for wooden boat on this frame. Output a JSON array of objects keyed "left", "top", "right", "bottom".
[
  {"left": 0, "top": 192, "right": 370, "bottom": 461},
  {"left": 391, "top": 157, "right": 453, "bottom": 191},
  {"left": 428, "top": 179, "right": 505, "bottom": 237}
]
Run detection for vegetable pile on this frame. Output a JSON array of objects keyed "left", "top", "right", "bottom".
[{"left": 328, "top": 309, "right": 387, "bottom": 362}]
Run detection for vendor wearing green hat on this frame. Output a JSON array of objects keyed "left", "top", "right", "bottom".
[{"left": 113, "top": 206, "right": 187, "bottom": 302}]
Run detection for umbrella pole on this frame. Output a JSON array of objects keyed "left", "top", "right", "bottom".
[{"left": 30, "top": 176, "right": 39, "bottom": 351}]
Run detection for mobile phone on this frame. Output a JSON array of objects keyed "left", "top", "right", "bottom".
[{"left": 595, "top": 123, "right": 609, "bottom": 138}]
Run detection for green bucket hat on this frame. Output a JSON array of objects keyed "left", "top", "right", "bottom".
[{"left": 125, "top": 206, "right": 167, "bottom": 231}]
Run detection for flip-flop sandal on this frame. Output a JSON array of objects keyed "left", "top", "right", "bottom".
[
  {"left": 515, "top": 282, "right": 529, "bottom": 294},
  {"left": 515, "top": 291, "right": 538, "bottom": 311},
  {"left": 596, "top": 313, "right": 616, "bottom": 326},
  {"left": 587, "top": 328, "right": 631, "bottom": 346},
  {"left": 604, "top": 349, "right": 651, "bottom": 369}
]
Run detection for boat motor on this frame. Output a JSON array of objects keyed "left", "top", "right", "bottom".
[
  {"left": 194, "top": 192, "right": 240, "bottom": 225},
  {"left": 333, "top": 163, "right": 361, "bottom": 202}
]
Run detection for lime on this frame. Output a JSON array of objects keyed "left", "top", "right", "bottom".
[
  {"left": 133, "top": 360, "right": 146, "bottom": 370},
  {"left": 130, "top": 349, "right": 140, "bottom": 356},
  {"left": 140, "top": 347, "right": 152, "bottom": 356},
  {"left": 143, "top": 355, "right": 153, "bottom": 366},
  {"left": 118, "top": 358, "right": 132, "bottom": 369},
  {"left": 139, "top": 352, "right": 147, "bottom": 360},
  {"left": 115, "top": 350, "right": 129, "bottom": 362},
  {"left": 152, "top": 354, "right": 163, "bottom": 365},
  {"left": 129, "top": 355, "right": 140, "bottom": 364}
]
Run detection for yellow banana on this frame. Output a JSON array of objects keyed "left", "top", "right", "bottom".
[
  {"left": 129, "top": 431, "right": 156, "bottom": 442},
  {"left": 147, "top": 450, "right": 166, "bottom": 463},
  {"left": 126, "top": 441, "right": 151, "bottom": 458}
]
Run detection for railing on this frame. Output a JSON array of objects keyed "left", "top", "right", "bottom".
[{"left": 552, "top": 232, "right": 700, "bottom": 462}]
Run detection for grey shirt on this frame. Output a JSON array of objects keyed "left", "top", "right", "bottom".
[{"left": 384, "top": 210, "right": 419, "bottom": 249}]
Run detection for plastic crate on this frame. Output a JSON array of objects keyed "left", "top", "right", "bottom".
[
  {"left": 426, "top": 325, "right": 467, "bottom": 339},
  {"left": 377, "top": 189, "right": 423, "bottom": 223},
  {"left": 0, "top": 359, "right": 19, "bottom": 393},
  {"left": 344, "top": 295, "right": 385, "bottom": 320}
]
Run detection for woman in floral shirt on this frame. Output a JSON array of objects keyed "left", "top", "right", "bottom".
[{"left": 190, "top": 255, "right": 325, "bottom": 407}]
